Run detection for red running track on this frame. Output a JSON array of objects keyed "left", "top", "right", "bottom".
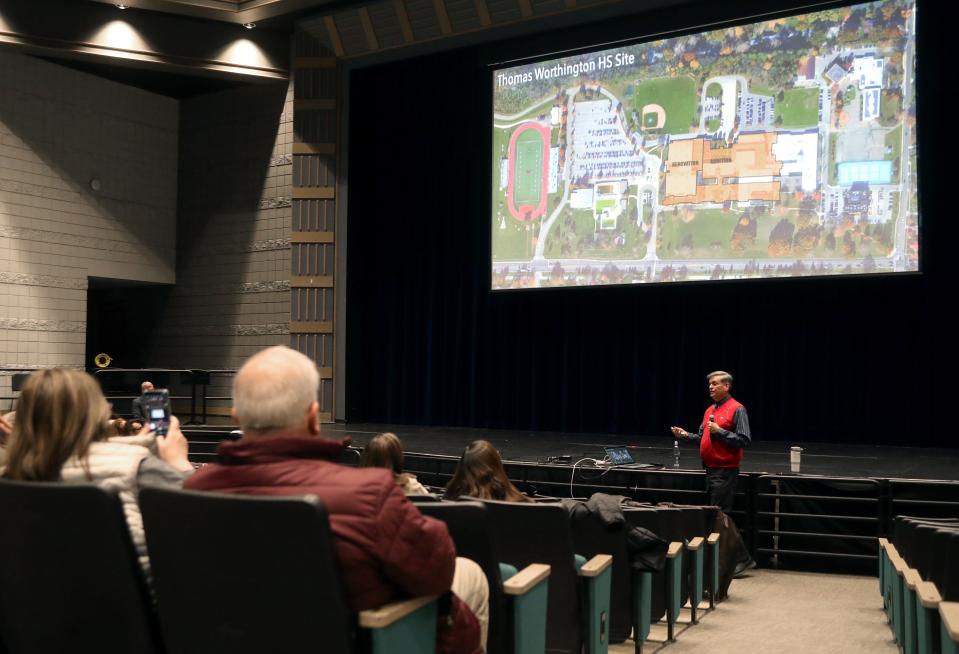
[{"left": 506, "top": 122, "right": 550, "bottom": 222}]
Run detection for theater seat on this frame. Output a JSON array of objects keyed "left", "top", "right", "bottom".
[
  {"left": 573, "top": 508, "right": 682, "bottom": 653},
  {"left": 416, "top": 501, "right": 550, "bottom": 654},
  {"left": 0, "top": 479, "right": 161, "bottom": 654},
  {"left": 139, "top": 487, "right": 438, "bottom": 654},
  {"left": 477, "top": 499, "right": 613, "bottom": 654},
  {"left": 625, "top": 506, "right": 688, "bottom": 641}
]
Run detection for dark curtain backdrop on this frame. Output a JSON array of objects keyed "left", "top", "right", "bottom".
[{"left": 346, "top": 0, "right": 955, "bottom": 447}]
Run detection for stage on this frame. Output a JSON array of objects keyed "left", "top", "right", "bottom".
[{"left": 321, "top": 423, "right": 959, "bottom": 482}]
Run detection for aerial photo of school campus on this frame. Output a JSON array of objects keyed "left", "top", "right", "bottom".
[{"left": 491, "top": 0, "right": 918, "bottom": 289}]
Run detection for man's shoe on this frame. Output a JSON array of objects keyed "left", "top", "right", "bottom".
[{"left": 732, "top": 558, "right": 757, "bottom": 578}]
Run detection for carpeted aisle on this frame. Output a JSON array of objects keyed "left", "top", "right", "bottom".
[{"left": 610, "top": 568, "right": 897, "bottom": 654}]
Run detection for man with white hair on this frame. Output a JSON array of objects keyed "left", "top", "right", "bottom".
[{"left": 185, "top": 346, "right": 485, "bottom": 653}]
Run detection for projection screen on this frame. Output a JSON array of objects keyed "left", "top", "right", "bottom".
[{"left": 491, "top": 0, "right": 918, "bottom": 289}]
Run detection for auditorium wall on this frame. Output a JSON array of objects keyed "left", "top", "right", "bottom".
[
  {"left": 148, "top": 80, "right": 293, "bottom": 385},
  {"left": 0, "top": 51, "right": 177, "bottom": 400}
]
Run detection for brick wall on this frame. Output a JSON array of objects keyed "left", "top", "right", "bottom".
[
  {"left": 149, "top": 79, "right": 293, "bottom": 403},
  {"left": 0, "top": 51, "right": 178, "bottom": 405}
]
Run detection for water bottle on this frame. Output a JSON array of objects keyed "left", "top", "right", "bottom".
[{"left": 673, "top": 440, "right": 681, "bottom": 468}]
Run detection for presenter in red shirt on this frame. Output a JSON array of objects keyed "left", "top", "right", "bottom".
[{"left": 671, "top": 370, "right": 751, "bottom": 512}]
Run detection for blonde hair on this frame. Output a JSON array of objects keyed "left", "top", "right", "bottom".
[{"left": 3, "top": 369, "right": 112, "bottom": 481}]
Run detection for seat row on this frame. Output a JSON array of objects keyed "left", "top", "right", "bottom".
[
  {"left": 0, "top": 478, "right": 722, "bottom": 654},
  {"left": 879, "top": 516, "right": 959, "bottom": 654},
  {"left": 411, "top": 496, "right": 724, "bottom": 653},
  {"left": 0, "top": 479, "right": 458, "bottom": 654}
]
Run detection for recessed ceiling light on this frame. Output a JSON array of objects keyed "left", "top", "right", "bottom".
[
  {"left": 243, "top": 22, "right": 256, "bottom": 29},
  {"left": 116, "top": 3, "right": 128, "bottom": 8}
]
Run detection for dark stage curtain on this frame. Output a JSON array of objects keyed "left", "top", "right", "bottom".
[{"left": 346, "top": 7, "right": 953, "bottom": 447}]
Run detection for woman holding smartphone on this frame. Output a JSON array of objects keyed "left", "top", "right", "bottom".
[{"left": 1, "top": 368, "right": 194, "bottom": 585}]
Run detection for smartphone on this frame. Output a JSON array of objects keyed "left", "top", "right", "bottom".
[{"left": 141, "top": 389, "right": 172, "bottom": 436}]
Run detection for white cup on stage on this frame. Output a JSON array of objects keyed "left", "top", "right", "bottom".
[{"left": 790, "top": 446, "right": 803, "bottom": 473}]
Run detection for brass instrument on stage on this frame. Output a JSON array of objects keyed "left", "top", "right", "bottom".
[{"left": 93, "top": 353, "right": 113, "bottom": 368}]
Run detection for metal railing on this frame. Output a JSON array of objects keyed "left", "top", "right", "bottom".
[{"left": 753, "top": 475, "right": 882, "bottom": 568}]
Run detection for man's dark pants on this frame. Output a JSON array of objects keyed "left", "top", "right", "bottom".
[
  {"left": 705, "top": 466, "right": 753, "bottom": 569},
  {"left": 705, "top": 467, "right": 738, "bottom": 513}
]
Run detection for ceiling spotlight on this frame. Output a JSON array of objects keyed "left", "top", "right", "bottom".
[
  {"left": 243, "top": 22, "right": 256, "bottom": 29},
  {"left": 116, "top": 3, "right": 128, "bottom": 8}
]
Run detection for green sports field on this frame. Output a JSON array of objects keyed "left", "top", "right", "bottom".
[
  {"left": 775, "top": 87, "right": 819, "bottom": 128},
  {"left": 631, "top": 76, "right": 697, "bottom": 135},
  {"left": 513, "top": 129, "right": 544, "bottom": 207}
]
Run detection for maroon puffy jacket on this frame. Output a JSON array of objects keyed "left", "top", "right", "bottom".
[{"left": 185, "top": 432, "right": 454, "bottom": 609}]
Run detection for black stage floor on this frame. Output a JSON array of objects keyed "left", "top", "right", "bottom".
[{"left": 321, "top": 423, "right": 959, "bottom": 482}]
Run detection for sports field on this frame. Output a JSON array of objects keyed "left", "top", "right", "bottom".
[
  {"left": 631, "top": 76, "right": 697, "bottom": 134},
  {"left": 514, "top": 129, "right": 544, "bottom": 207},
  {"left": 506, "top": 122, "right": 549, "bottom": 222},
  {"left": 775, "top": 87, "right": 819, "bottom": 128}
]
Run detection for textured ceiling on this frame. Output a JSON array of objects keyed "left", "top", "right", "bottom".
[{"left": 81, "top": 0, "right": 359, "bottom": 26}]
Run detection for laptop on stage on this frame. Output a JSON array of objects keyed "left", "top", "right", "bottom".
[{"left": 604, "top": 446, "right": 662, "bottom": 469}]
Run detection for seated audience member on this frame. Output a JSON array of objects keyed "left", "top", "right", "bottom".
[
  {"left": 1, "top": 369, "right": 194, "bottom": 581},
  {"left": 445, "top": 440, "right": 531, "bottom": 503},
  {"left": 109, "top": 416, "right": 128, "bottom": 436},
  {"left": 360, "top": 432, "right": 429, "bottom": 496},
  {"left": 185, "top": 346, "right": 487, "bottom": 654},
  {"left": 131, "top": 380, "right": 154, "bottom": 421}
]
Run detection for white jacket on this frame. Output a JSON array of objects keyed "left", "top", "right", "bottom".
[{"left": 60, "top": 435, "right": 156, "bottom": 579}]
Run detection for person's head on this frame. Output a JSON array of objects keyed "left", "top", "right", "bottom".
[
  {"left": 140, "top": 381, "right": 154, "bottom": 394},
  {"left": 445, "top": 440, "right": 529, "bottom": 502},
  {"left": 232, "top": 345, "right": 319, "bottom": 436},
  {"left": 360, "top": 432, "right": 405, "bottom": 474},
  {"left": 706, "top": 370, "right": 733, "bottom": 402},
  {"left": 3, "top": 368, "right": 112, "bottom": 481}
]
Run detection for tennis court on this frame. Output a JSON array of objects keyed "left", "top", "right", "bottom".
[{"left": 837, "top": 160, "right": 893, "bottom": 186}]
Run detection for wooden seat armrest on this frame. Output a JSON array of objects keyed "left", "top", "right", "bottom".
[
  {"left": 687, "top": 537, "right": 704, "bottom": 551},
  {"left": 904, "top": 568, "right": 922, "bottom": 590},
  {"left": 666, "top": 542, "right": 683, "bottom": 559},
  {"left": 707, "top": 532, "right": 720, "bottom": 545},
  {"left": 941, "top": 602, "right": 959, "bottom": 641},
  {"left": 890, "top": 551, "right": 906, "bottom": 574},
  {"left": 917, "top": 581, "right": 942, "bottom": 609},
  {"left": 503, "top": 564, "right": 551, "bottom": 596},
  {"left": 578, "top": 554, "right": 613, "bottom": 578},
  {"left": 886, "top": 542, "right": 900, "bottom": 559},
  {"left": 358, "top": 594, "right": 439, "bottom": 629},
  {"left": 878, "top": 537, "right": 889, "bottom": 548}
]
